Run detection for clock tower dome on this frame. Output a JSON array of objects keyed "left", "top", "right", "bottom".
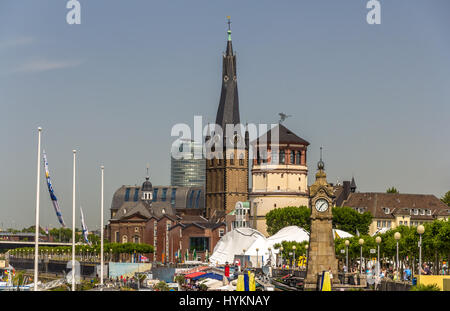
[{"left": 304, "top": 148, "right": 338, "bottom": 290}]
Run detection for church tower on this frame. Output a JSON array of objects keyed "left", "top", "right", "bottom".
[{"left": 205, "top": 18, "right": 249, "bottom": 220}]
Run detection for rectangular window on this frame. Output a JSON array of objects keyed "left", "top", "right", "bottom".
[
  {"left": 115, "top": 231, "right": 119, "bottom": 243},
  {"left": 382, "top": 221, "right": 386, "bottom": 228},
  {"left": 124, "top": 188, "right": 131, "bottom": 201},
  {"left": 279, "top": 150, "right": 285, "bottom": 164},
  {"left": 133, "top": 188, "right": 139, "bottom": 202},
  {"left": 271, "top": 150, "right": 278, "bottom": 164},
  {"left": 189, "top": 237, "right": 210, "bottom": 252},
  {"left": 171, "top": 188, "right": 177, "bottom": 207},
  {"left": 377, "top": 220, "right": 381, "bottom": 228},
  {"left": 296, "top": 151, "right": 301, "bottom": 165},
  {"left": 153, "top": 188, "right": 158, "bottom": 202},
  {"left": 188, "top": 190, "right": 195, "bottom": 208},
  {"left": 195, "top": 190, "right": 202, "bottom": 209},
  {"left": 161, "top": 188, "right": 168, "bottom": 202},
  {"left": 290, "top": 150, "right": 295, "bottom": 164},
  {"left": 387, "top": 221, "right": 391, "bottom": 228}
]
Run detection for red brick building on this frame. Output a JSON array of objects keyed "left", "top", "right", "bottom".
[{"left": 106, "top": 174, "right": 226, "bottom": 263}]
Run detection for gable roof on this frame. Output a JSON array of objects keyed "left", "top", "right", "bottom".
[{"left": 341, "top": 192, "right": 448, "bottom": 219}]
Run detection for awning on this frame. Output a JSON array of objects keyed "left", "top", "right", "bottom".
[
  {"left": 185, "top": 271, "right": 206, "bottom": 279},
  {"left": 191, "top": 272, "right": 223, "bottom": 281}
]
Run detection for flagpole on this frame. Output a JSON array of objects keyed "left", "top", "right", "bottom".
[
  {"left": 72, "top": 150, "right": 76, "bottom": 291},
  {"left": 34, "top": 127, "right": 42, "bottom": 291},
  {"left": 100, "top": 165, "right": 104, "bottom": 290}
]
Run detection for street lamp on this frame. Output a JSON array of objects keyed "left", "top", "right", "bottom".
[
  {"left": 268, "top": 247, "right": 272, "bottom": 267},
  {"left": 242, "top": 249, "right": 246, "bottom": 269},
  {"left": 344, "top": 240, "right": 350, "bottom": 273},
  {"left": 280, "top": 246, "right": 284, "bottom": 268},
  {"left": 358, "top": 238, "right": 364, "bottom": 274},
  {"left": 256, "top": 248, "right": 259, "bottom": 268},
  {"left": 394, "top": 232, "right": 401, "bottom": 272},
  {"left": 292, "top": 245, "right": 296, "bottom": 271},
  {"left": 417, "top": 225, "right": 425, "bottom": 279},
  {"left": 305, "top": 244, "right": 309, "bottom": 265},
  {"left": 375, "top": 236, "right": 382, "bottom": 275}
]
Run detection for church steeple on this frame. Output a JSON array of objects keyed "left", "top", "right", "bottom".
[{"left": 215, "top": 16, "right": 240, "bottom": 131}]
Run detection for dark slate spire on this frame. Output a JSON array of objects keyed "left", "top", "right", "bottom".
[
  {"left": 350, "top": 176, "right": 357, "bottom": 193},
  {"left": 215, "top": 17, "right": 240, "bottom": 131}
]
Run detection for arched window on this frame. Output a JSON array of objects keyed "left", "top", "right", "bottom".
[
  {"left": 134, "top": 236, "right": 140, "bottom": 244},
  {"left": 290, "top": 150, "right": 295, "bottom": 164},
  {"left": 122, "top": 235, "right": 128, "bottom": 243}
]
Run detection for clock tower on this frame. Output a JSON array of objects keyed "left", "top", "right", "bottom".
[{"left": 304, "top": 149, "right": 338, "bottom": 290}]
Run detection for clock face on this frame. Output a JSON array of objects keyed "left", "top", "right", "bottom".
[{"left": 315, "top": 199, "right": 329, "bottom": 212}]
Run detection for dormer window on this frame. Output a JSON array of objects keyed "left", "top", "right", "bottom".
[
  {"left": 414, "top": 209, "right": 419, "bottom": 215},
  {"left": 427, "top": 210, "right": 432, "bottom": 216},
  {"left": 384, "top": 208, "right": 390, "bottom": 214},
  {"left": 420, "top": 209, "right": 425, "bottom": 216}
]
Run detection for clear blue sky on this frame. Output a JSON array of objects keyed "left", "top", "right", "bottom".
[{"left": 1, "top": 0, "right": 449, "bottom": 230}]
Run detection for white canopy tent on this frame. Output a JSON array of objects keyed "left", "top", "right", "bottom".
[
  {"left": 333, "top": 228, "right": 354, "bottom": 239},
  {"left": 209, "top": 226, "right": 355, "bottom": 267},
  {"left": 209, "top": 227, "right": 266, "bottom": 265},
  {"left": 267, "top": 226, "right": 310, "bottom": 253}
]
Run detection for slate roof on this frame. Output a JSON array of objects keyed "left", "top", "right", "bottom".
[
  {"left": 252, "top": 123, "right": 310, "bottom": 146},
  {"left": 215, "top": 31, "right": 240, "bottom": 130},
  {"left": 111, "top": 185, "right": 204, "bottom": 211}
]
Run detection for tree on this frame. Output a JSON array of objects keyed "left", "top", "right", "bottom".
[
  {"left": 153, "top": 281, "right": 170, "bottom": 291},
  {"left": 265, "top": 206, "right": 311, "bottom": 235},
  {"left": 273, "top": 240, "right": 308, "bottom": 263},
  {"left": 441, "top": 191, "right": 450, "bottom": 207},
  {"left": 386, "top": 187, "right": 399, "bottom": 193},
  {"left": 332, "top": 207, "right": 372, "bottom": 235}
]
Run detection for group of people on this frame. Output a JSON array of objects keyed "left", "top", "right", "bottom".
[{"left": 344, "top": 261, "right": 447, "bottom": 283}]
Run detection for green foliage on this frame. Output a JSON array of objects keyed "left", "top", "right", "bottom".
[
  {"left": 153, "top": 281, "right": 170, "bottom": 291},
  {"left": 198, "top": 283, "right": 208, "bottom": 291},
  {"left": 265, "top": 206, "right": 311, "bottom": 235},
  {"left": 49, "top": 228, "right": 73, "bottom": 242},
  {"left": 441, "top": 191, "right": 450, "bottom": 207},
  {"left": 9, "top": 242, "right": 153, "bottom": 256},
  {"left": 273, "top": 240, "right": 308, "bottom": 262},
  {"left": 332, "top": 206, "right": 372, "bottom": 235},
  {"left": 386, "top": 187, "right": 399, "bottom": 193},
  {"left": 265, "top": 205, "right": 372, "bottom": 236},
  {"left": 334, "top": 220, "right": 450, "bottom": 264},
  {"left": 175, "top": 275, "right": 185, "bottom": 285},
  {"left": 410, "top": 283, "right": 440, "bottom": 291},
  {"left": 335, "top": 235, "right": 377, "bottom": 259},
  {"left": 21, "top": 226, "right": 46, "bottom": 235}
]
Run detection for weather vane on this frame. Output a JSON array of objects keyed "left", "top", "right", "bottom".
[
  {"left": 227, "top": 16, "right": 231, "bottom": 30},
  {"left": 278, "top": 112, "right": 292, "bottom": 123}
]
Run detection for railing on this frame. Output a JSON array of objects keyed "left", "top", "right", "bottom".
[{"left": 8, "top": 252, "right": 113, "bottom": 263}]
